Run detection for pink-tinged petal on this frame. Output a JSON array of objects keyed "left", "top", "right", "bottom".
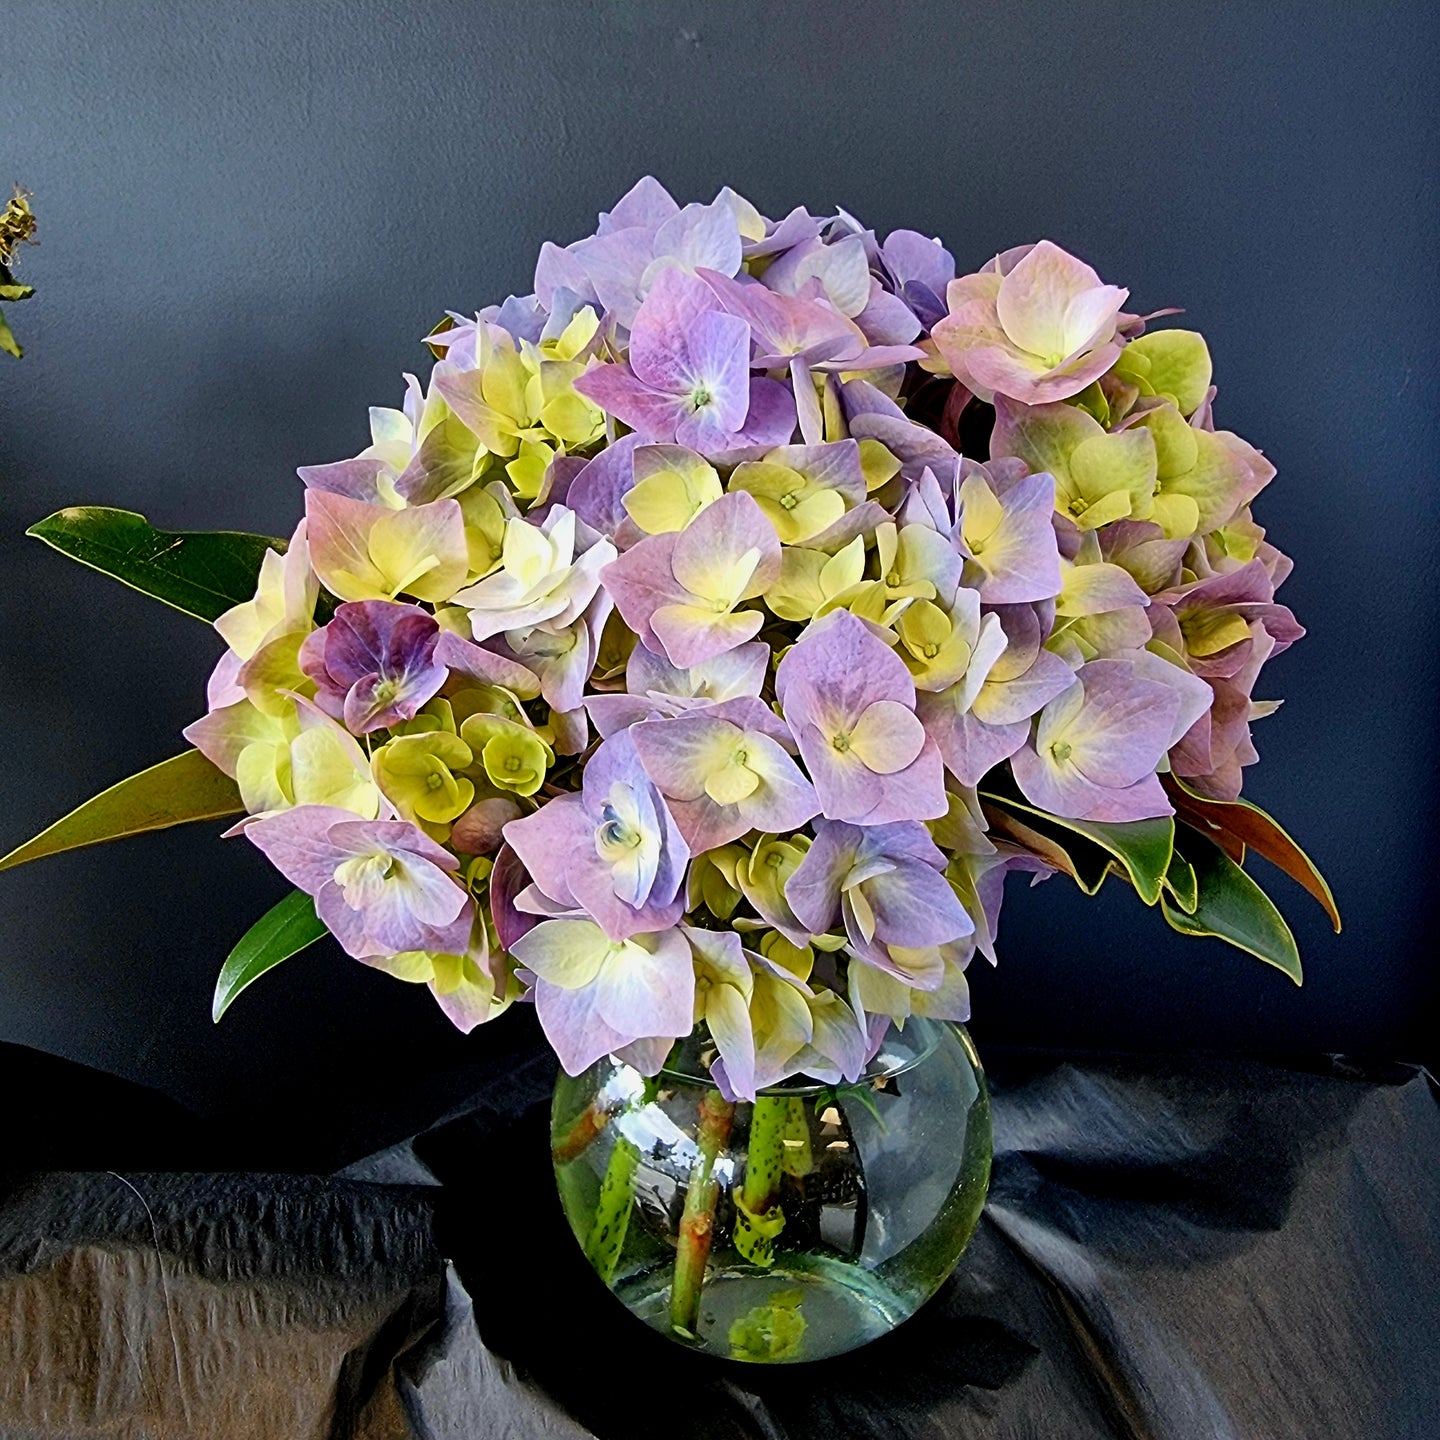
[
  {"left": 433, "top": 630, "right": 541, "bottom": 699},
  {"left": 206, "top": 650, "right": 246, "bottom": 710},
  {"left": 570, "top": 228, "right": 660, "bottom": 328},
  {"left": 244, "top": 804, "right": 355, "bottom": 895},
  {"left": 919, "top": 700, "right": 1029, "bottom": 787},
  {"left": 796, "top": 723, "right": 883, "bottom": 822},
  {"left": 631, "top": 714, "right": 734, "bottom": 802},
  {"left": 305, "top": 490, "right": 385, "bottom": 600},
  {"left": 1058, "top": 561, "right": 1151, "bottom": 617},
  {"left": 594, "top": 928, "right": 694, "bottom": 1039},
  {"left": 572, "top": 363, "right": 686, "bottom": 440},
  {"left": 501, "top": 795, "right": 591, "bottom": 913},
  {"left": 970, "top": 647, "right": 1078, "bottom": 727},
  {"left": 182, "top": 700, "right": 277, "bottom": 778},
  {"left": 532, "top": 979, "right": 636, "bottom": 1076},
  {"left": 1061, "top": 659, "right": 1180, "bottom": 787},
  {"left": 670, "top": 490, "right": 782, "bottom": 603},
  {"left": 703, "top": 982, "right": 756, "bottom": 1100},
  {"left": 297, "top": 457, "right": 391, "bottom": 503},
  {"left": 490, "top": 844, "right": 538, "bottom": 952},
  {"left": 960, "top": 470, "right": 1063, "bottom": 604},
  {"left": 785, "top": 820, "right": 859, "bottom": 934},
  {"left": 651, "top": 604, "right": 763, "bottom": 668},
  {"left": 850, "top": 736, "right": 948, "bottom": 825},
  {"left": 775, "top": 608, "right": 914, "bottom": 720},
  {"left": 566, "top": 434, "right": 642, "bottom": 540},
  {"left": 848, "top": 700, "right": 926, "bottom": 775},
  {"left": 734, "top": 377, "right": 798, "bottom": 448},
  {"left": 866, "top": 860, "right": 974, "bottom": 951},
  {"left": 611, "top": 1035, "right": 676, "bottom": 1076},
  {"left": 597, "top": 531, "right": 684, "bottom": 650},
  {"left": 627, "top": 267, "right": 726, "bottom": 386},
  {"left": 995, "top": 240, "right": 1124, "bottom": 362},
  {"left": 601, "top": 175, "right": 680, "bottom": 232}
]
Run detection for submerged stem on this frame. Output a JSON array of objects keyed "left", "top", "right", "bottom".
[
  {"left": 670, "top": 1089, "right": 735, "bottom": 1338},
  {"left": 584, "top": 1136, "right": 640, "bottom": 1284},
  {"left": 735, "top": 1095, "right": 789, "bottom": 1266}
]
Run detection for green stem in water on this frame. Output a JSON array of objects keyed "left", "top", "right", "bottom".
[
  {"left": 670, "top": 1088, "right": 735, "bottom": 1338},
  {"left": 735, "top": 1095, "right": 789, "bottom": 1266},
  {"left": 583, "top": 1135, "right": 640, "bottom": 1284}
]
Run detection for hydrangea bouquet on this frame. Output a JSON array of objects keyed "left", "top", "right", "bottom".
[{"left": 5, "top": 179, "right": 1338, "bottom": 1354}]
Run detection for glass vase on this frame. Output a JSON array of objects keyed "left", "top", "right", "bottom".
[{"left": 551, "top": 1017, "right": 991, "bottom": 1363}]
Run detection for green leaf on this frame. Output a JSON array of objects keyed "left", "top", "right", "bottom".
[
  {"left": 0, "top": 307, "right": 20, "bottom": 359},
  {"left": 981, "top": 786, "right": 1174, "bottom": 905},
  {"left": 0, "top": 750, "right": 243, "bottom": 873},
  {"left": 1162, "top": 829, "right": 1302, "bottom": 984},
  {"left": 213, "top": 890, "right": 327, "bottom": 1022},
  {"left": 980, "top": 797, "right": 1113, "bottom": 895},
  {"left": 1166, "top": 777, "right": 1340, "bottom": 932},
  {"left": 1162, "top": 850, "right": 1199, "bottom": 915},
  {"left": 27, "top": 507, "right": 287, "bottom": 622}
]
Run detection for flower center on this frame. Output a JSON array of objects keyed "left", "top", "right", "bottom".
[
  {"left": 372, "top": 677, "right": 401, "bottom": 705},
  {"left": 596, "top": 803, "right": 640, "bottom": 857},
  {"left": 779, "top": 491, "right": 800, "bottom": 510},
  {"left": 831, "top": 732, "right": 852, "bottom": 754},
  {"left": 689, "top": 384, "right": 713, "bottom": 412},
  {"left": 1050, "top": 740, "right": 1073, "bottom": 763},
  {"left": 426, "top": 771, "right": 444, "bottom": 790}
]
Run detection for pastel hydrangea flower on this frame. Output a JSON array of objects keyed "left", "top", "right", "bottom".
[
  {"left": 572, "top": 268, "right": 796, "bottom": 459},
  {"left": 601, "top": 490, "right": 781, "bottom": 667},
  {"left": 502, "top": 729, "right": 689, "bottom": 941},
  {"left": 585, "top": 640, "right": 769, "bottom": 738},
  {"left": 450, "top": 505, "right": 615, "bottom": 642},
  {"left": 547, "top": 176, "right": 745, "bottom": 331},
  {"left": 509, "top": 917, "right": 695, "bottom": 1076},
  {"left": 727, "top": 440, "right": 867, "bottom": 545},
  {"left": 631, "top": 696, "right": 820, "bottom": 851},
  {"left": 246, "top": 805, "right": 474, "bottom": 960},
  {"left": 1010, "top": 653, "right": 1212, "bottom": 821},
  {"left": 298, "top": 601, "right": 447, "bottom": 735},
  {"left": 932, "top": 240, "right": 1129, "bottom": 404},
  {"left": 786, "top": 820, "right": 974, "bottom": 989},
  {"left": 305, "top": 491, "right": 469, "bottom": 605},
  {"left": 206, "top": 519, "right": 317, "bottom": 710},
  {"left": 774, "top": 609, "right": 947, "bottom": 824}
]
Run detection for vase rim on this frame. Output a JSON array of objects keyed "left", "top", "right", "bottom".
[{"left": 654, "top": 1016, "right": 958, "bottom": 1097}]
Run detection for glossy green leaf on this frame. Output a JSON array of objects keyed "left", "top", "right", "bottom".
[
  {"left": 27, "top": 507, "right": 286, "bottom": 622},
  {"left": 1167, "top": 777, "right": 1340, "bottom": 932},
  {"left": 1162, "top": 850, "right": 1199, "bottom": 915},
  {"left": 980, "top": 797, "right": 1112, "bottom": 895},
  {"left": 0, "top": 750, "right": 243, "bottom": 873},
  {"left": 981, "top": 786, "right": 1174, "bottom": 905},
  {"left": 213, "top": 890, "right": 327, "bottom": 1022},
  {"left": 1162, "top": 829, "right": 1302, "bottom": 984}
]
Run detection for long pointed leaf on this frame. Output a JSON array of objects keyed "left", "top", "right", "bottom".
[
  {"left": 981, "top": 787, "right": 1174, "bottom": 904},
  {"left": 0, "top": 750, "right": 242, "bottom": 872},
  {"left": 1163, "top": 829, "right": 1302, "bottom": 984},
  {"left": 980, "top": 799, "right": 1112, "bottom": 894},
  {"left": 213, "top": 890, "right": 327, "bottom": 1021},
  {"left": 1166, "top": 777, "right": 1340, "bottom": 932},
  {"left": 27, "top": 507, "right": 286, "bottom": 622}
]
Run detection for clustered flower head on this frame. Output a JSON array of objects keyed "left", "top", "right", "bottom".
[{"left": 185, "top": 178, "right": 1300, "bottom": 1096}]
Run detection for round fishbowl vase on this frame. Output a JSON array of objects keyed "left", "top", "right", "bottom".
[{"left": 552, "top": 1017, "right": 991, "bottom": 1363}]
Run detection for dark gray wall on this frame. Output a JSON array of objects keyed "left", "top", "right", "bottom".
[{"left": 2, "top": 1, "right": 1436, "bottom": 1121}]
